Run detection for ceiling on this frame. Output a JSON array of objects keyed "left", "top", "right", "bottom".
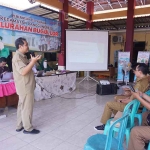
[
  {"left": 25, "top": 4, "right": 150, "bottom": 31},
  {"left": 25, "top": 5, "right": 86, "bottom": 29},
  {"left": 69, "top": 0, "right": 150, "bottom": 13},
  {"left": 0, "top": 0, "right": 149, "bottom": 31}
]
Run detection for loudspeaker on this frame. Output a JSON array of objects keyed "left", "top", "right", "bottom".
[{"left": 96, "top": 83, "right": 117, "bottom": 95}]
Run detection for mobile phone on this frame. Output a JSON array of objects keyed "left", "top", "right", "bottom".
[{"left": 129, "top": 84, "right": 135, "bottom": 92}]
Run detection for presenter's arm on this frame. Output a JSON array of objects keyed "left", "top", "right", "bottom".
[{"left": 21, "top": 55, "right": 41, "bottom": 76}]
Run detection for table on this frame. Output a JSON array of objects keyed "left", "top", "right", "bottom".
[
  {"left": 92, "top": 67, "right": 115, "bottom": 79},
  {"left": 34, "top": 72, "right": 76, "bottom": 101},
  {"left": 0, "top": 81, "right": 18, "bottom": 108}
]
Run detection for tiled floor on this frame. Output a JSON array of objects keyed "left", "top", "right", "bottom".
[{"left": 0, "top": 78, "right": 118, "bottom": 150}]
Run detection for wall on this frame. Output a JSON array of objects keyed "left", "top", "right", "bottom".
[{"left": 109, "top": 31, "right": 150, "bottom": 65}]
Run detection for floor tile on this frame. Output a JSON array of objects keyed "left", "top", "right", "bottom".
[
  {"left": 0, "top": 117, "right": 15, "bottom": 129},
  {"left": 31, "top": 134, "right": 63, "bottom": 150},
  {"left": 66, "top": 132, "right": 90, "bottom": 148},
  {"left": 53, "top": 141, "right": 81, "bottom": 150},
  {"left": 18, "top": 145, "right": 40, "bottom": 150},
  {"left": 0, "top": 129, "right": 12, "bottom": 142},
  {"left": 3, "top": 123, "right": 20, "bottom": 136},
  {"left": 16, "top": 131, "right": 46, "bottom": 143},
  {"left": 38, "top": 121, "right": 60, "bottom": 133},
  {"left": 0, "top": 79, "right": 124, "bottom": 150},
  {"left": 0, "top": 136, "right": 27, "bottom": 150},
  {"left": 50, "top": 126, "right": 76, "bottom": 140}
]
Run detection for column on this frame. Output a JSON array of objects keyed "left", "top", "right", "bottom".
[
  {"left": 85, "top": 1, "right": 94, "bottom": 77},
  {"left": 58, "top": 0, "right": 68, "bottom": 70},
  {"left": 125, "top": 0, "right": 135, "bottom": 60},
  {"left": 86, "top": 1, "right": 94, "bottom": 29}
]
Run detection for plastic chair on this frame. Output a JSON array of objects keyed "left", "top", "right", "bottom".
[
  {"left": 147, "top": 142, "right": 150, "bottom": 150},
  {"left": 134, "top": 107, "right": 148, "bottom": 125},
  {"left": 104, "top": 99, "right": 140, "bottom": 147},
  {"left": 84, "top": 109, "right": 130, "bottom": 150},
  {"left": 134, "top": 90, "right": 150, "bottom": 126}
]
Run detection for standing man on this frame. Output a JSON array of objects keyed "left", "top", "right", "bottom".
[
  {"left": 128, "top": 91, "right": 150, "bottom": 150},
  {"left": 12, "top": 37, "right": 41, "bottom": 134}
]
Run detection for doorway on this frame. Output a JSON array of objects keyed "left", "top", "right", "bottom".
[
  {"left": 130, "top": 41, "right": 146, "bottom": 82},
  {"left": 132, "top": 41, "right": 146, "bottom": 64}
]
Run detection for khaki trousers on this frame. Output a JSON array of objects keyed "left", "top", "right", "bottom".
[
  {"left": 128, "top": 112, "right": 150, "bottom": 150},
  {"left": 100, "top": 95, "right": 127, "bottom": 124},
  {"left": 16, "top": 93, "right": 34, "bottom": 131}
]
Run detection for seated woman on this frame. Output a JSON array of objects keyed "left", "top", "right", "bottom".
[
  {"left": 128, "top": 91, "right": 150, "bottom": 150},
  {"left": 0, "top": 57, "right": 9, "bottom": 77}
]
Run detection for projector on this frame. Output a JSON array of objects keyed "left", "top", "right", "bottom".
[{"left": 99, "top": 80, "right": 110, "bottom": 85}]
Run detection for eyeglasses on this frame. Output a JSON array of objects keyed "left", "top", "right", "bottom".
[{"left": 133, "top": 69, "right": 139, "bottom": 72}]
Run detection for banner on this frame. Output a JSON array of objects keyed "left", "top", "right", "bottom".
[
  {"left": 137, "top": 51, "right": 150, "bottom": 65},
  {"left": 0, "top": 5, "right": 61, "bottom": 52},
  {"left": 114, "top": 49, "right": 122, "bottom": 68},
  {"left": 117, "top": 52, "right": 130, "bottom": 82}
]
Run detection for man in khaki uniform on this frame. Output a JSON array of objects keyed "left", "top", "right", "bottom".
[
  {"left": 128, "top": 91, "right": 150, "bottom": 150},
  {"left": 12, "top": 37, "right": 41, "bottom": 134},
  {"left": 94, "top": 63, "right": 149, "bottom": 130}
]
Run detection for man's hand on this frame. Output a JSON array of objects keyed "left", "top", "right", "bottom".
[
  {"left": 117, "top": 99, "right": 123, "bottom": 103},
  {"left": 117, "top": 97, "right": 129, "bottom": 103},
  {"left": 21, "top": 55, "right": 41, "bottom": 76},
  {"left": 123, "top": 87, "right": 131, "bottom": 91},
  {"left": 30, "top": 54, "right": 42, "bottom": 63},
  {"left": 131, "top": 91, "right": 141, "bottom": 99}
]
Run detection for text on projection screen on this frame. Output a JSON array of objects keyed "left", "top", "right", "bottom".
[
  {"left": 66, "top": 31, "right": 108, "bottom": 71},
  {"left": 68, "top": 41, "right": 104, "bottom": 63}
]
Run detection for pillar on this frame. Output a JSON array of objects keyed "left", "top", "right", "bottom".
[
  {"left": 125, "top": 0, "right": 135, "bottom": 61},
  {"left": 58, "top": 0, "right": 68, "bottom": 70},
  {"left": 86, "top": 1, "right": 94, "bottom": 29}
]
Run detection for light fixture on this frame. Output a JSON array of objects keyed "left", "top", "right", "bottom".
[{"left": 28, "top": 0, "right": 36, "bottom": 4}]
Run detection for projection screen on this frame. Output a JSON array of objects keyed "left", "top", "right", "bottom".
[{"left": 66, "top": 30, "right": 108, "bottom": 71}]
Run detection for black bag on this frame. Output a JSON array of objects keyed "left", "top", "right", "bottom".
[{"left": 96, "top": 83, "right": 117, "bottom": 95}]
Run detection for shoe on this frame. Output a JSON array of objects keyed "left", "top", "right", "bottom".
[
  {"left": 23, "top": 129, "right": 40, "bottom": 134},
  {"left": 16, "top": 127, "right": 24, "bottom": 132},
  {"left": 94, "top": 125, "right": 105, "bottom": 131}
]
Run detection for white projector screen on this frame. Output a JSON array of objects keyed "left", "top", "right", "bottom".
[{"left": 66, "top": 30, "right": 109, "bottom": 71}]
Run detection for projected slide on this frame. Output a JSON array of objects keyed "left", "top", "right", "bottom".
[
  {"left": 68, "top": 41, "right": 104, "bottom": 63},
  {"left": 66, "top": 30, "right": 108, "bottom": 71}
]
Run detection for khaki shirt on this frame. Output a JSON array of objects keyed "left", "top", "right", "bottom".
[
  {"left": 12, "top": 50, "right": 36, "bottom": 96},
  {"left": 130, "top": 76, "right": 149, "bottom": 100}
]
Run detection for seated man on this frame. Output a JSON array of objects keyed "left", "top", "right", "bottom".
[
  {"left": 128, "top": 91, "right": 150, "bottom": 150},
  {"left": 0, "top": 57, "right": 9, "bottom": 77},
  {"left": 95, "top": 63, "right": 149, "bottom": 130}
]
